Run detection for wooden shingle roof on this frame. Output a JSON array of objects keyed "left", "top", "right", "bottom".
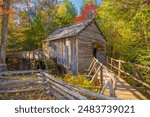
[{"left": 45, "top": 20, "right": 93, "bottom": 41}]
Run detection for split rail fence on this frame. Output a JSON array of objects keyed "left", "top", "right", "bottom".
[{"left": 0, "top": 70, "right": 118, "bottom": 100}]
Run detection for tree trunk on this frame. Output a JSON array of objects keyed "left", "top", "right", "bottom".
[{"left": 0, "top": 0, "right": 10, "bottom": 64}]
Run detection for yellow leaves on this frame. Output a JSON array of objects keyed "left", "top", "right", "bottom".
[
  {"left": 16, "top": 92, "right": 20, "bottom": 96},
  {"left": 4, "top": 93, "right": 9, "bottom": 97},
  {"left": 0, "top": 90, "right": 50, "bottom": 100},
  {"left": 58, "top": 73, "right": 98, "bottom": 92},
  {"left": 57, "top": 4, "right": 67, "bottom": 16},
  {"left": 117, "top": 20, "right": 132, "bottom": 40}
]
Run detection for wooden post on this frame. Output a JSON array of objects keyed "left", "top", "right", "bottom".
[
  {"left": 133, "top": 64, "right": 136, "bottom": 77},
  {"left": 118, "top": 60, "right": 121, "bottom": 77},
  {"left": 109, "top": 79, "right": 115, "bottom": 97},
  {"left": 110, "top": 58, "right": 113, "bottom": 70},
  {"left": 132, "top": 64, "right": 136, "bottom": 87},
  {"left": 19, "top": 59, "right": 23, "bottom": 70},
  {"left": 106, "top": 57, "right": 108, "bottom": 68},
  {"left": 100, "top": 66, "right": 103, "bottom": 89}
]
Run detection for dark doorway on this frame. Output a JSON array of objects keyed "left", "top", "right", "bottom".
[
  {"left": 37, "top": 61, "right": 46, "bottom": 70},
  {"left": 93, "top": 48, "right": 97, "bottom": 58}
]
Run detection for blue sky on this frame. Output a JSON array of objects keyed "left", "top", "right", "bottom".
[{"left": 69, "top": 0, "right": 83, "bottom": 14}]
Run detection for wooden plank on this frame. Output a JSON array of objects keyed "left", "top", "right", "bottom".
[
  {"left": 48, "top": 87, "right": 67, "bottom": 100},
  {"left": 0, "top": 82, "right": 45, "bottom": 89},
  {"left": 85, "top": 24, "right": 101, "bottom": 34},
  {"left": 0, "top": 70, "right": 48, "bottom": 75},
  {"left": 88, "top": 60, "right": 98, "bottom": 76},
  {"left": 0, "top": 88, "right": 43, "bottom": 93},
  {"left": 79, "top": 31, "right": 104, "bottom": 42},
  {"left": 90, "top": 65, "right": 102, "bottom": 83},
  {"left": 0, "top": 76, "right": 25, "bottom": 79},
  {"left": 0, "top": 75, "right": 38, "bottom": 79},
  {"left": 0, "top": 78, "right": 44, "bottom": 85},
  {"left": 45, "top": 77, "right": 87, "bottom": 100},
  {"left": 101, "top": 80, "right": 110, "bottom": 95},
  {"left": 76, "top": 36, "right": 79, "bottom": 74},
  {"left": 88, "top": 58, "right": 95, "bottom": 71},
  {"left": 50, "top": 85, "right": 76, "bottom": 100}
]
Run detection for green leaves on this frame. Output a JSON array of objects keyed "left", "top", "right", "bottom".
[
  {"left": 96, "top": 0, "right": 150, "bottom": 66},
  {"left": 51, "top": 0, "right": 77, "bottom": 29},
  {"left": 7, "top": 0, "right": 77, "bottom": 51},
  {"left": 22, "top": 13, "right": 46, "bottom": 50}
]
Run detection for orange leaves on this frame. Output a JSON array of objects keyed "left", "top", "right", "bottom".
[
  {"left": 74, "top": 2, "right": 98, "bottom": 23},
  {"left": 0, "top": 0, "right": 15, "bottom": 15},
  {"left": 2, "top": 9, "right": 13, "bottom": 14}
]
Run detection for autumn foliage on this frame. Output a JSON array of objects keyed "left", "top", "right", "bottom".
[
  {"left": 0, "top": 0, "right": 20, "bottom": 15},
  {"left": 74, "top": 2, "right": 98, "bottom": 23}
]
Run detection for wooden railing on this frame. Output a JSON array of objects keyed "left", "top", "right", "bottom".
[
  {"left": 86, "top": 57, "right": 117, "bottom": 97},
  {"left": 106, "top": 57, "right": 150, "bottom": 96},
  {"left": 7, "top": 48, "right": 71, "bottom": 71},
  {"left": 40, "top": 72, "right": 118, "bottom": 100}
]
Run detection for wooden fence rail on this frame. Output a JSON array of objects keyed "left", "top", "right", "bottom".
[
  {"left": 86, "top": 57, "right": 117, "bottom": 97},
  {"left": 0, "top": 70, "right": 47, "bottom": 93},
  {"left": 40, "top": 72, "right": 118, "bottom": 100},
  {"left": 106, "top": 57, "right": 150, "bottom": 90},
  {"left": 0, "top": 70, "right": 118, "bottom": 100}
]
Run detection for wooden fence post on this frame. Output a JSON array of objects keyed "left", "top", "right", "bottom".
[
  {"left": 110, "top": 58, "right": 113, "bottom": 70},
  {"left": 133, "top": 64, "right": 136, "bottom": 77},
  {"left": 109, "top": 79, "right": 116, "bottom": 97},
  {"left": 100, "top": 66, "right": 103, "bottom": 89},
  {"left": 118, "top": 60, "right": 121, "bottom": 77},
  {"left": 132, "top": 64, "right": 137, "bottom": 87},
  {"left": 106, "top": 57, "right": 108, "bottom": 68}
]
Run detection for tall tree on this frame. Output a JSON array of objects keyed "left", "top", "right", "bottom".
[{"left": 0, "top": 0, "right": 11, "bottom": 64}]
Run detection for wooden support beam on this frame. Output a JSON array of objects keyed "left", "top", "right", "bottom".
[
  {"left": 88, "top": 58, "right": 95, "bottom": 71},
  {"left": 90, "top": 64, "right": 102, "bottom": 84},
  {"left": 88, "top": 59, "right": 98, "bottom": 76}
]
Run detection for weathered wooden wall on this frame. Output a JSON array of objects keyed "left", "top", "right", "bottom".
[
  {"left": 48, "top": 37, "right": 78, "bottom": 75},
  {"left": 77, "top": 21, "right": 106, "bottom": 73}
]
